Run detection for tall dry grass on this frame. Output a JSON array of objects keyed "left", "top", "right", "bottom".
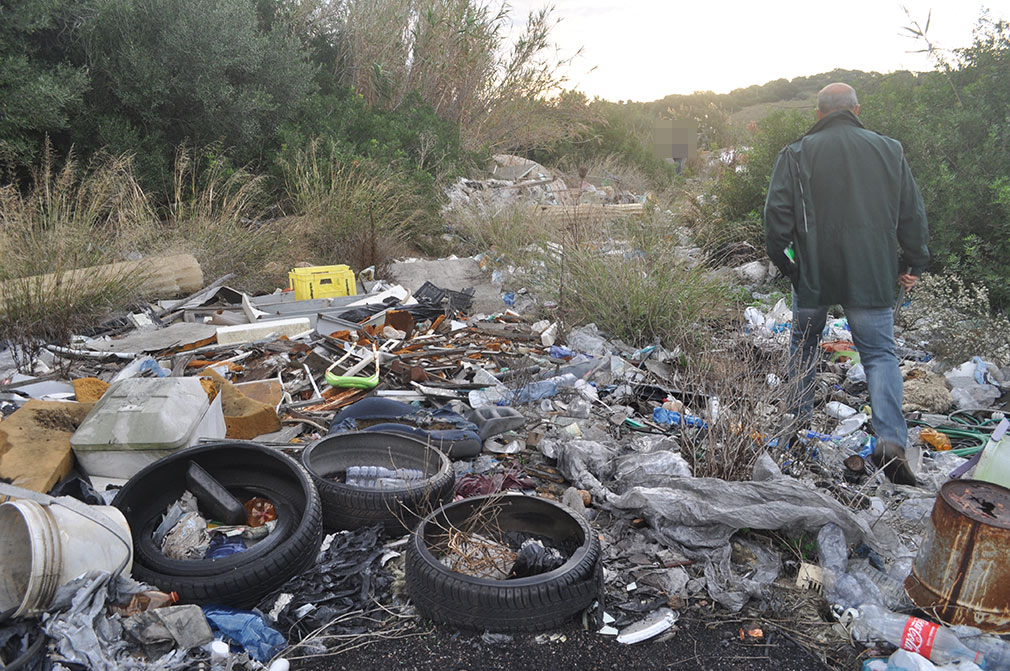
[
  {"left": 0, "top": 145, "right": 299, "bottom": 370},
  {"left": 280, "top": 138, "right": 428, "bottom": 273},
  {"left": 165, "top": 148, "right": 282, "bottom": 287},
  {"left": 0, "top": 147, "right": 156, "bottom": 369}
]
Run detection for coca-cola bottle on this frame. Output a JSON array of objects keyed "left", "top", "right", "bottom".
[{"left": 845, "top": 604, "right": 985, "bottom": 667}]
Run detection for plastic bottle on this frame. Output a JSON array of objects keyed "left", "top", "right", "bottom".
[
  {"left": 511, "top": 373, "right": 578, "bottom": 404},
  {"left": 827, "top": 401, "right": 858, "bottom": 419},
  {"left": 835, "top": 413, "right": 869, "bottom": 436},
  {"left": 345, "top": 465, "right": 425, "bottom": 488},
  {"left": 205, "top": 640, "right": 230, "bottom": 670},
  {"left": 919, "top": 427, "right": 952, "bottom": 451},
  {"left": 838, "top": 431, "right": 877, "bottom": 459},
  {"left": 848, "top": 604, "right": 985, "bottom": 667}
]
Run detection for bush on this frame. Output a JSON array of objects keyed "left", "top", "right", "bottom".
[
  {"left": 532, "top": 98, "right": 678, "bottom": 191},
  {"left": 74, "top": 0, "right": 315, "bottom": 190},
  {"left": 0, "top": 1, "right": 87, "bottom": 173},
  {"left": 897, "top": 272, "right": 1010, "bottom": 366},
  {"left": 554, "top": 218, "right": 733, "bottom": 351},
  {"left": 861, "top": 17, "right": 1010, "bottom": 310},
  {"left": 279, "top": 139, "right": 433, "bottom": 274}
]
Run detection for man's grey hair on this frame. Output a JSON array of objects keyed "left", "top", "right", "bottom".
[{"left": 817, "top": 84, "right": 859, "bottom": 114}]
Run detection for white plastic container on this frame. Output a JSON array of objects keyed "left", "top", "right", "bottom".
[
  {"left": 972, "top": 418, "right": 1010, "bottom": 488},
  {"left": 0, "top": 497, "right": 133, "bottom": 617},
  {"left": 71, "top": 377, "right": 226, "bottom": 478}
]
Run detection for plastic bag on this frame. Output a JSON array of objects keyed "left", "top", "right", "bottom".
[
  {"left": 508, "top": 539, "right": 565, "bottom": 578},
  {"left": 613, "top": 451, "right": 692, "bottom": 485},
  {"left": 201, "top": 606, "right": 285, "bottom": 663},
  {"left": 567, "top": 323, "right": 609, "bottom": 357},
  {"left": 161, "top": 512, "right": 210, "bottom": 560}
]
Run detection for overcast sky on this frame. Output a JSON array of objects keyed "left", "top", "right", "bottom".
[{"left": 506, "top": 1, "right": 1007, "bottom": 101}]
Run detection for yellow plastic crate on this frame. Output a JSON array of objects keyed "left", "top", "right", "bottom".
[{"left": 288, "top": 265, "right": 357, "bottom": 300}]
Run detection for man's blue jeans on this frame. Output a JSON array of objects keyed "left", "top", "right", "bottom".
[{"left": 790, "top": 300, "right": 907, "bottom": 446}]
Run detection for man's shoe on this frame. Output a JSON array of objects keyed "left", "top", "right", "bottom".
[{"left": 873, "top": 439, "right": 917, "bottom": 485}]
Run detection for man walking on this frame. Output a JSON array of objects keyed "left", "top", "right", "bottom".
[{"left": 763, "top": 83, "right": 930, "bottom": 478}]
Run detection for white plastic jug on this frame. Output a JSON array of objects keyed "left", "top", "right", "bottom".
[{"left": 972, "top": 418, "right": 1010, "bottom": 488}]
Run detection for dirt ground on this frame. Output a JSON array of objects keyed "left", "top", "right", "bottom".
[{"left": 292, "top": 615, "right": 846, "bottom": 671}]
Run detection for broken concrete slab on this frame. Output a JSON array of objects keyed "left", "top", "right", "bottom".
[
  {"left": 216, "top": 317, "right": 311, "bottom": 346},
  {"left": 84, "top": 322, "right": 219, "bottom": 354},
  {"left": 0, "top": 399, "right": 93, "bottom": 492}
]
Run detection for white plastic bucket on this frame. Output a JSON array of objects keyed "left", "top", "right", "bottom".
[{"left": 0, "top": 498, "right": 133, "bottom": 617}]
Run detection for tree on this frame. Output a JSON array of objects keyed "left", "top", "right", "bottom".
[
  {"left": 74, "top": 0, "right": 316, "bottom": 189},
  {"left": 0, "top": 0, "right": 87, "bottom": 172}
]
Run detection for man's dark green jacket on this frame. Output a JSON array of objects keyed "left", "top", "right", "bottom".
[{"left": 763, "top": 110, "right": 930, "bottom": 308}]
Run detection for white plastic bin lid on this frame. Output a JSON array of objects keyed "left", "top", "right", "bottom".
[{"left": 71, "top": 377, "right": 213, "bottom": 452}]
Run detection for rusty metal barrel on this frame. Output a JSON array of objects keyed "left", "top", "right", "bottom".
[{"left": 905, "top": 479, "right": 1010, "bottom": 632}]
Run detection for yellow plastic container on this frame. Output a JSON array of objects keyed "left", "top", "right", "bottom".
[{"left": 288, "top": 265, "right": 356, "bottom": 300}]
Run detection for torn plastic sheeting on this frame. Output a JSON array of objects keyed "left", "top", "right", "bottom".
[
  {"left": 42, "top": 571, "right": 195, "bottom": 671},
  {"left": 554, "top": 440, "right": 618, "bottom": 493},
  {"left": 605, "top": 477, "right": 894, "bottom": 554},
  {"left": 121, "top": 605, "right": 213, "bottom": 659},
  {"left": 455, "top": 470, "right": 536, "bottom": 498},
  {"left": 566, "top": 323, "right": 609, "bottom": 357},
  {"left": 257, "top": 525, "right": 394, "bottom": 642},
  {"left": 613, "top": 451, "right": 692, "bottom": 484},
  {"left": 704, "top": 538, "right": 781, "bottom": 612},
  {"left": 817, "top": 523, "right": 909, "bottom": 612}
]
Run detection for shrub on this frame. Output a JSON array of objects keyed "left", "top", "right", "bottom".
[
  {"left": 554, "top": 219, "right": 733, "bottom": 352},
  {"left": 279, "top": 139, "right": 432, "bottom": 274},
  {"left": 74, "top": 0, "right": 315, "bottom": 190},
  {"left": 897, "top": 272, "right": 1010, "bottom": 367}
]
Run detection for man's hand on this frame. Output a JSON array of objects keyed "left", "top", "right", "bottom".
[{"left": 898, "top": 273, "right": 918, "bottom": 290}]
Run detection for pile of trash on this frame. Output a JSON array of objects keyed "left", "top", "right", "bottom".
[
  {"left": 443, "top": 154, "right": 648, "bottom": 222},
  {"left": 2, "top": 254, "right": 1010, "bottom": 671}
]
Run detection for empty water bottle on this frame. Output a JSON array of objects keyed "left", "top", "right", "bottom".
[
  {"left": 842, "top": 604, "right": 985, "bottom": 668},
  {"left": 345, "top": 465, "right": 425, "bottom": 488},
  {"left": 838, "top": 430, "right": 877, "bottom": 459}
]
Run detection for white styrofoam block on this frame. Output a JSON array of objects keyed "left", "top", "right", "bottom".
[{"left": 216, "top": 317, "right": 311, "bottom": 345}]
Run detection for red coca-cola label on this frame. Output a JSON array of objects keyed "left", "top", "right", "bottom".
[{"left": 902, "top": 616, "right": 938, "bottom": 659}]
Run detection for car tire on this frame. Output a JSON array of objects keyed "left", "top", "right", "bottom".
[
  {"left": 405, "top": 494, "right": 602, "bottom": 632},
  {"left": 113, "top": 442, "right": 322, "bottom": 607},
  {"left": 301, "top": 431, "right": 454, "bottom": 535}
]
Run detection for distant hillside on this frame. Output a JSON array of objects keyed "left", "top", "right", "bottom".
[{"left": 646, "top": 68, "right": 887, "bottom": 114}]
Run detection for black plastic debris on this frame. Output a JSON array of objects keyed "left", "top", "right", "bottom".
[
  {"left": 413, "top": 281, "right": 475, "bottom": 313},
  {"left": 258, "top": 525, "right": 393, "bottom": 640},
  {"left": 508, "top": 538, "right": 566, "bottom": 579},
  {"left": 0, "top": 622, "right": 47, "bottom": 671}
]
